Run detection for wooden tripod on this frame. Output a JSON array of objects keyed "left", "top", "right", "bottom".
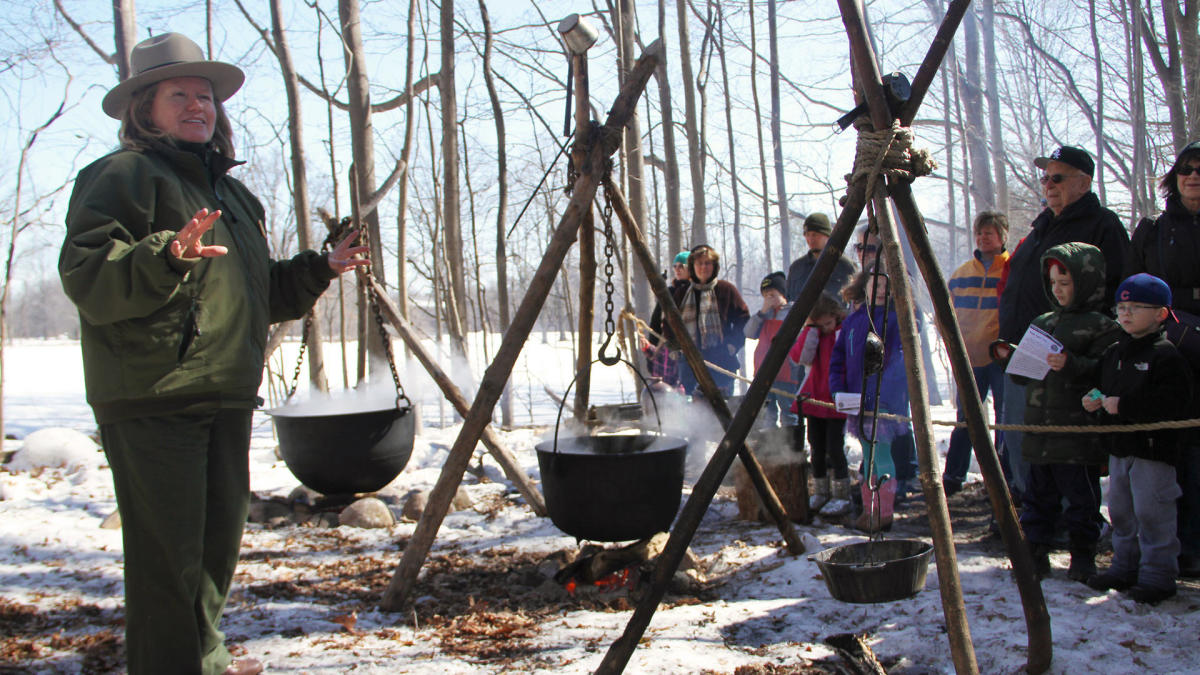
[
  {"left": 380, "top": 37, "right": 804, "bottom": 611},
  {"left": 596, "top": 1, "right": 1052, "bottom": 674}
]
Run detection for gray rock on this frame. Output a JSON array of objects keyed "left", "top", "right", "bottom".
[
  {"left": 452, "top": 486, "right": 473, "bottom": 511},
  {"left": 100, "top": 510, "right": 122, "bottom": 530},
  {"left": 288, "top": 485, "right": 321, "bottom": 507},
  {"left": 400, "top": 490, "right": 429, "bottom": 522},
  {"left": 248, "top": 497, "right": 292, "bottom": 524},
  {"left": 339, "top": 497, "right": 395, "bottom": 529}
]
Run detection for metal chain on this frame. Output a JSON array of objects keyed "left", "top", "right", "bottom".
[
  {"left": 601, "top": 188, "right": 617, "bottom": 342},
  {"left": 358, "top": 221, "right": 412, "bottom": 411},
  {"left": 594, "top": 180, "right": 620, "bottom": 366},
  {"left": 284, "top": 312, "right": 314, "bottom": 402},
  {"left": 369, "top": 287, "right": 412, "bottom": 411},
  {"left": 283, "top": 223, "right": 350, "bottom": 403}
]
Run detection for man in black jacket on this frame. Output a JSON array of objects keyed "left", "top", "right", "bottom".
[
  {"left": 993, "top": 146, "right": 1131, "bottom": 500},
  {"left": 785, "top": 212, "right": 856, "bottom": 304}
]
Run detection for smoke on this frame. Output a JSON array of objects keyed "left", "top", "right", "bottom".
[{"left": 267, "top": 379, "right": 403, "bottom": 417}]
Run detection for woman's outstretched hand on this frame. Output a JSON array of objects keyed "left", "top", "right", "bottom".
[
  {"left": 328, "top": 229, "right": 371, "bottom": 274},
  {"left": 170, "top": 208, "right": 228, "bottom": 259}
]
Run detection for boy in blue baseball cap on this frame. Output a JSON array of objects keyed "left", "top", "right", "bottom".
[{"left": 1084, "top": 273, "right": 1194, "bottom": 603}]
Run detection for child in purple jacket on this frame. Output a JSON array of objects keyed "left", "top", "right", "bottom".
[{"left": 830, "top": 272, "right": 913, "bottom": 531}]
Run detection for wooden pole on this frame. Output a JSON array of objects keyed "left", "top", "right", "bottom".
[
  {"left": 888, "top": 179, "right": 1052, "bottom": 673},
  {"left": 839, "top": 1, "right": 976, "bottom": 672},
  {"left": 872, "top": 185, "right": 978, "bottom": 674},
  {"left": 598, "top": 176, "right": 867, "bottom": 675},
  {"left": 600, "top": 2, "right": 1009, "bottom": 672},
  {"left": 367, "top": 278, "right": 547, "bottom": 517},
  {"left": 380, "top": 41, "right": 664, "bottom": 611},
  {"left": 573, "top": 51, "right": 596, "bottom": 420},
  {"left": 603, "top": 179, "right": 801, "bottom": 552}
]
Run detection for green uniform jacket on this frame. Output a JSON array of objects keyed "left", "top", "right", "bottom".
[
  {"left": 1015, "top": 242, "right": 1122, "bottom": 465},
  {"left": 59, "top": 144, "right": 337, "bottom": 423}
]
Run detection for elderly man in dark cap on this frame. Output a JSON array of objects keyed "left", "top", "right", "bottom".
[
  {"left": 993, "top": 145, "right": 1131, "bottom": 502},
  {"left": 785, "top": 212, "right": 857, "bottom": 304}
]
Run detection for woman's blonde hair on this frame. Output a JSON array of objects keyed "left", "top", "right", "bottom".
[{"left": 118, "top": 81, "right": 235, "bottom": 158}]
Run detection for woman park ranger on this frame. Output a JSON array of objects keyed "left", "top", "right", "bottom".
[{"left": 59, "top": 33, "right": 367, "bottom": 675}]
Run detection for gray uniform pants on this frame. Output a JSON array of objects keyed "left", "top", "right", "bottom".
[
  {"left": 101, "top": 408, "right": 252, "bottom": 675},
  {"left": 1108, "top": 455, "right": 1181, "bottom": 590}
]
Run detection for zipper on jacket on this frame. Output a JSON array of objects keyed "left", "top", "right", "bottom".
[{"left": 178, "top": 298, "right": 200, "bottom": 363}]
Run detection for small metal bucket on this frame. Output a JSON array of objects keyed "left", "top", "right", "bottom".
[{"left": 808, "top": 539, "right": 934, "bottom": 603}]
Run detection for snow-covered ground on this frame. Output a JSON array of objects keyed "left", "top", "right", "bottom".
[{"left": 2, "top": 337, "right": 1198, "bottom": 674}]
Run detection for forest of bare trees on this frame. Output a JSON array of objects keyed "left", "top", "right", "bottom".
[{"left": 2, "top": 0, "right": 1198, "bottom": 376}]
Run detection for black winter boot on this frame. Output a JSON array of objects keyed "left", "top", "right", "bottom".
[
  {"left": 1032, "top": 544, "right": 1052, "bottom": 579},
  {"left": 1086, "top": 569, "right": 1136, "bottom": 592},
  {"left": 1067, "top": 544, "right": 1098, "bottom": 583}
]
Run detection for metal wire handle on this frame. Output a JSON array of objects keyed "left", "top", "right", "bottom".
[{"left": 550, "top": 356, "right": 667, "bottom": 454}]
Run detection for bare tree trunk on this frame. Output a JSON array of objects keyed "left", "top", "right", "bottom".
[
  {"left": 941, "top": 61, "right": 957, "bottom": 258},
  {"left": 675, "top": 0, "right": 705, "bottom": 243},
  {"left": 572, "top": 51, "right": 595, "bottom": 421},
  {"left": 715, "top": 3, "right": 743, "bottom": 291},
  {"left": 982, "top": 0, "right": 1008, "bottom": 213},
  {"left": 441, "top": 0, "right": 468, "bottom": 356},
  {"left": 1180, "top": 6, "right": 1200, "bottom": 141},
  {"left": 310, "top": 6, "right": 350, "bottom": 389},
  {"left": 270, "top": 0, "right": 328, "bottom": 393},
  {"left": 4, "top": 93, "right": 68, "bottom": 445},
  {"left": 477, "top": 0, "right": 513, "bottom": 427},
  {"left": 339, "top": 0, "right": 386, "bottom": 372},
  {"left": 112, "top": 0, "right": 136, "bottom": 81},
  {"left": 767, "top": 0, "right": 791, "bottom": 265},
  {"left": 205, "top": 0, "right": 214, "bottom": 57},
  {"left": 1127, "top": 0, "right": 1154, "bottom": 219},
  {"left": 397, "top": 0, "right": 419, "bottom": 325},
  {"left": 461, "top": 121, "right": 485, "bottom": 342},
  {"left": 748, "top": 0, "right": 773, "bottom": 272},
  {"left": 1089, "top": 0, "right": 1105, "bottom": 202},
  {"left": 1138, "top": 3, "right": 1187, "bottom": 151},
  {"left": 617, "top": 0, "right": 651, "bottom": 319},
  {"left": 657, "top": 0, "right": 684, "bottom": 257},
  {"left": 962, "top": 8, "right": 994, "bottom": 210}
]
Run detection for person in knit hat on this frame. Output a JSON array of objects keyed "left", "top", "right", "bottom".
[
  {"left": 644, "top": 250, "right": 694, "bottom": 389},
  {"left": 745, "top": 271, "right": 799, "bottom": 427},
  {"left": 785, "top": 212, "right": 856, "bottom": 304},
  {"left": 1085, "top": 273, "right": 1193, "bottom": 604}
]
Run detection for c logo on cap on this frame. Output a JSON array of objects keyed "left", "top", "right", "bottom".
[{"left": 1120, "top": 290, "right": 1131, "bottom": 300}]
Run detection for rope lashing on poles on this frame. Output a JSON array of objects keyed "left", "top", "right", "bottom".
[
  {"left": 622, "top": 309, "right": 1200, "bottom": 435},
  {"left": 840, "top": 119, "right": 938, "bottom": 206}
]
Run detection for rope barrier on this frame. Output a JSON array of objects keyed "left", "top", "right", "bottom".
[{"left": 622, "top": 310, "right": 1200, "bottom": 435}]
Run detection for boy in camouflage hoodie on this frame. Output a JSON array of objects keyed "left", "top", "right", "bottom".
[{"left": 1010, "top": 243, "right": 1123, "bottom": 582}]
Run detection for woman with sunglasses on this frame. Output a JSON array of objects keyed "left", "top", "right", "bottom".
[
  {"left": 1128, "top": 140, "right": 1200, "bottom": 578},
  {"left": 993, "top": 145, "right": 1130, "bottom": 502}
]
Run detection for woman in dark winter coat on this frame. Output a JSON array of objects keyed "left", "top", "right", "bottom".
[
  {"left": 58, "top": 33, "right": 366, "bottom": 675},
  {"left": 1128, "top": 139, "right": 1200, "bottom": 577},
  {"left": 665, "top": 244, "right": 750, "bottom": 396}
]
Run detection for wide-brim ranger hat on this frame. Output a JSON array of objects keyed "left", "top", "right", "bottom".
[
  {"left": 101, "top": 33, "right": 245, "bottom": 119},
  {"left": 1034, "top": 145, "right": 1095, "bottom": 177}
]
